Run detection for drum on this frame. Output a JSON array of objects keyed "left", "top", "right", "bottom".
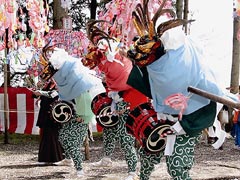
[
  {"left": 50, "top": 100, "right": 74, "bottom": 123},
  {"left": 91, "top": 92, "right": 119, "bottom": 128},
  {"left": 126, "top": 102, "right": 174, "bottom": 153}
]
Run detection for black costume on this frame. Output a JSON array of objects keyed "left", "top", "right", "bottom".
[{"left": 35, "top": 83, "right": 64, "bottom": 163}]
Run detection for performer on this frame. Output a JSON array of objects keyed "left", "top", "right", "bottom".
[
  {"left": 39, "top": 43, "right": 105, "bottom": 177},
  {"left": 126, "top": 0, "right": 239, "bottom": 179},
  {"left": 82, "top": 20, "right": 149, "bottom": 180},
  {"left": 32, "top": 79, "right": 64, "bottom": 165}
]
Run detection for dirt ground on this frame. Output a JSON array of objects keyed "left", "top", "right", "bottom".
[{"left": 0, "top": 134, "right": 240, "bottom": 180}]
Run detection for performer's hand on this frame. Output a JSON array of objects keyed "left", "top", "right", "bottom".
[
  {"left": 160, "top": 129, "right": 175, "bottom": 138},
  {"left": 32, "top": 90, "right": 42, "bottom": 97},
  {"left": 35, "top": 98, "right": 41, "bottom": 107},
  {"left": 108, "top": 91, "right": 123, "bottom": 103},
  {"left": 76, "top": 117, "right": 84, "bottom": 123}
]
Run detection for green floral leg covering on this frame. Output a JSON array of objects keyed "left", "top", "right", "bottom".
[
  {"left": 139, "top": 147, "right": 163, "bottom": 180},
  {"left": 102, "top": 101, "right": 138, "bottom": 172},
  {"left": 166, "top": 134, "right": 200, "bottom": 180},
  {"left": 59, "top": 120, "right": 88, "bottom": 171},
  {"left": 103, "top": 127, "right": 117, "bottom": 156},
  {"left": 117, "top": 101, "right": 138, "bottom": 172}
]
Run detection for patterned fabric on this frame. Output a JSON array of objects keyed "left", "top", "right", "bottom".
[
  {"left": 166, "top": 134, "right": 200, "bottom": 180},
  {"left": 102, "top": 101, "right": 138, "bottom": 172},
  {"left": 138, "top": 134, "right": 200, "bottom": 180},
  {"left": 139, "top": 148, "right": 163, "bottom": 180},
  {"left": 58, "top": 119, "right": 88, "bottom": 171}
]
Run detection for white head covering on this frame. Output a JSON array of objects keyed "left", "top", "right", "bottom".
[
  {"left": 49, "top": 48, "right": 68, "bottom": 70},
  {"left": 160, "top": 27, "right": 186, "bottom": 51}
]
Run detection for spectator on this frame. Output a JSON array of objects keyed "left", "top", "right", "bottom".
[
  {"left": 32, "top": 79, "right": 64, "bottom": 165},
  {"left": 232, "top": 109, "right": 240, "bottom": 150}
]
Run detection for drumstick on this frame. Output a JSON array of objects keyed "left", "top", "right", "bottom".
[
  {"left": 187, "top": 86, "right": 240, "bottom": 109},
  {"left": 96, "top": 106, "right": 130, "bottom": 118}
]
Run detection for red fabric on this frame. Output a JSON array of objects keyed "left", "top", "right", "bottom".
[
  {"left": 123, "top": 88, "right": 149, "bottom": 110},
  {"left": 98, "top": 56, "right": 133, "bottom": 92},
  {"left": 233, "top": 110, "right": 239, "bottom": 124},
  {"left": 96, "top": 123, "right": 103, "bottom": 132}
]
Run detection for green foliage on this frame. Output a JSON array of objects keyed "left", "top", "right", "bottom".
[
  {"left": 0, "top": 132, "right": 102, "bottom": 144},
  {"left": 0, "top": 133, "right": 39, "bottom": 144},
  {"left": 70, "top": 0, "right": 91, "bottom": 31}
]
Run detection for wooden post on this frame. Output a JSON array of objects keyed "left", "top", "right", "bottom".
[
  {"left": 230, "top": 8, "right": 240, "bottom": 94},
  {"left": 84, "top": 134, "right": 90, "bottom": 160},
  {"left": 4, "top": 29, "right": 9, "bottom": 144},
  {"left": 3, "top": 64, "right": 9, "bottom": 144}
]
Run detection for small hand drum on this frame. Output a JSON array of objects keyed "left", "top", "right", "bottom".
[
  {"left": 91, "top": 92, "right": 119, "bottom": 128},
  {"left": 50, "top": 100, "right": 74, "bottom": 123},
  {"left": 126, "top": 102, "right": 174, "bottom": 153}
]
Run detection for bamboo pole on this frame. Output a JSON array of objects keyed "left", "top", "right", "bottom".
[{"left": 188, "top": 86, "right": 240, "bottom": 109}]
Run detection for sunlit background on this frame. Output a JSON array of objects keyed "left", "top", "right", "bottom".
[{"left": 190, "top": 0, "right": 233, "bottom": 89}]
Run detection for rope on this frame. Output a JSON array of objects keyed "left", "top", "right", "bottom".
[{"left": 0, "top": 109, "right": 39, "bottom": 113}]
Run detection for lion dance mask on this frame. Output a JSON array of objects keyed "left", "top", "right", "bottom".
[{"left": 127, "top": 0, "right": 192, "bottom": 67}]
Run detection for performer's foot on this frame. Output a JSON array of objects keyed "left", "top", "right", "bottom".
[
  {"left": 77, "top": 169, "right": 85, "bottom": 177},
  {"left": 125, "top": 172, "right": 139, "bottom": 180},
  {"left": 34, "top": 162, "right": 51, "bottom": 165},
  {"left": 207, "top": 137, "right": 218, "bottom": 144},
  {"left": 54, "top": 158, "right": 74, "bottom": 166},
  {"left": 234, "top": 145, "right": 240, "bottom": 150},
  {"left": 92, "top": 157, "right": 112, "bottom": 166}
]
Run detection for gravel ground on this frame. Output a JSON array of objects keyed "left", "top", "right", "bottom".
[{"left": 0, "top": 134, "right": 240, "bottom": 180}]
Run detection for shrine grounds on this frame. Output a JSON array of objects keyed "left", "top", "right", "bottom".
[{"left": 0, "top": 133, "right": 240, "bottom": 180}]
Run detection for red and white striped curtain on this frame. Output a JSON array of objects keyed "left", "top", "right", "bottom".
[
  {"left": 0, "top": 87, "right": 101, "bottom": 134},
  {"left": 0, "top": 87, "right": 40, "bottom": 135}
]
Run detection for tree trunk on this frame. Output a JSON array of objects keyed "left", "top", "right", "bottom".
[
  {"left": 53, "top": 0, "right": 68, "bottom": 29},
  {"left": 183, "top": 0, "right": 189, "bottom": 34},
  {"left": 90, "top": 0, "right": 97, "bottom": 20},
  {"left": 230, "top": 16, "right": 240, "bottom": 94},
  {"left": 176, "top": 0, "right": 189, "bottom": 34},
  {"left": 226, "top": 8, "right": 240, "bottom": 132},
  {"left": 176, "top": 0, "right": 184, "bottom": 19}
]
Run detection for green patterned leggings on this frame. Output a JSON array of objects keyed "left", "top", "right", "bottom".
[
  {"left": 102, "top": 101, "right": 138, "bottom": 173},
  {"left": 139, "top": 134, "right": 200, "bottom": 180},
  {"left": 58, "top": 120, "right": 88, "bottom": 171}
]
